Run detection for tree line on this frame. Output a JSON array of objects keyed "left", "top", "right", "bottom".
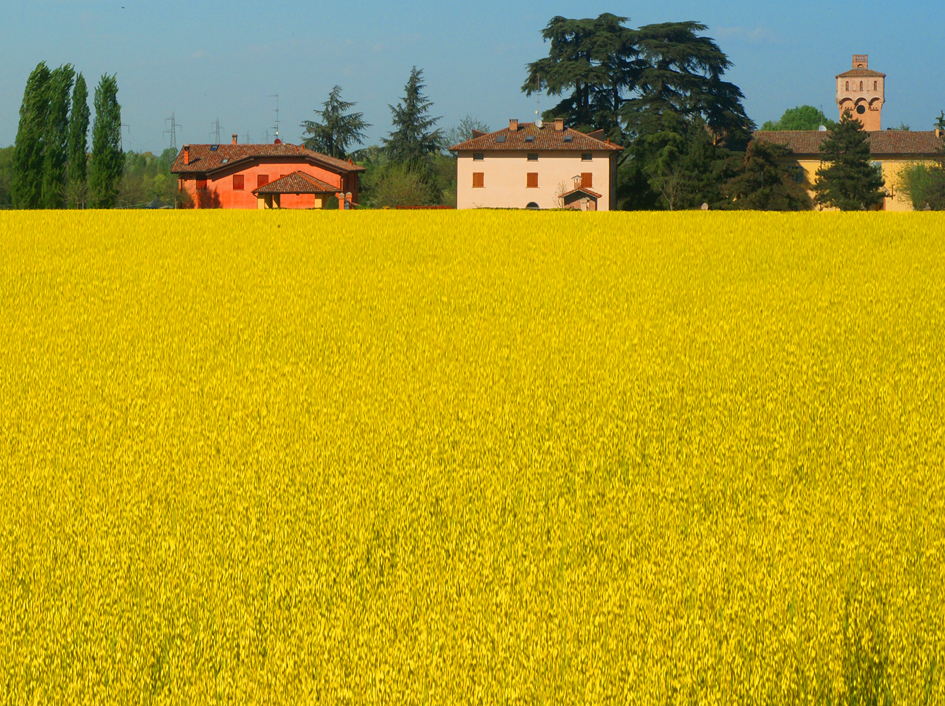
[
  {"left": 308, "top": 14, "right": 944, "bottom": 211},
  {"left": 11, "top": 62, "right": 123, "bottom": 209}
]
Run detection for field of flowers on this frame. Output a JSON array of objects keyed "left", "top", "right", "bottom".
[{"left": 1, "top": 210, "right": 943, "bottom": 704}]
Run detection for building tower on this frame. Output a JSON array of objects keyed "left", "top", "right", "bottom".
[{"left": 836, "top": 55, "right": 885, "bottom": 131}]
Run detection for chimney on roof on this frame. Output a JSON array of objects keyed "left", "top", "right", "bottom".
[
  {"left": 554, "top": 118, "right": 564, "bottom": 132},
  {"left": 232, "top": 134, "right": 238, "bottom": 145},
  {"left": 509, "top": 119, "right": 518, "bottom": 132},
  {"left": 183, "top": 145, "right": 190, "bottom": 165}
]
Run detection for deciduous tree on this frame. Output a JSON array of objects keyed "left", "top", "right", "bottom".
[
  {"left": 89, "top": 74, "right": 124, "bottom": 209},
  {"left": 12, "top": 62, "right": 51, "bottom": 209},
  {"left": 760, "top": 105, "right": 835, "bottom": 132},
  {"left": 67, "top": 72, "right": 90, "bottom": 208},
  {"left": 41, "top": 64, "right": 75, "bottom": 209}
]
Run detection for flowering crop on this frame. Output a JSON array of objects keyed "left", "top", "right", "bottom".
[{"left": 1, "top": 210, "right": 943, "bottom": 704}]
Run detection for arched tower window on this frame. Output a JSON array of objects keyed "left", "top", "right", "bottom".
[
  {"left": 845, "top": 81, "right": 849, "bottom": 91},
  {"left": 874, "top": 81, "right": 878, "bottom": 91},
  {"left": 860, "top": 81, "right": 864, "bottom": 91}
]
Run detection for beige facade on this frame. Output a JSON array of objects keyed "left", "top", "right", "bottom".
[
  {"left": 456, "top": 150, "right": 618, "bottom": 210},
  {"left": 451, "top": 120, "right": 623, "bottom": 210}
]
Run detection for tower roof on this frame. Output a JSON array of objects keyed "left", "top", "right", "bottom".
[{"left": 837, "top": 68, "right": 885, "bottom": 79}]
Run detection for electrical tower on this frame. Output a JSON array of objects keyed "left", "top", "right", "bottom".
[
  {"left": 164, "top": 112, "right": 182, "bottom": 162},
  {"left": 268, "top": 94, "right": 280, "bottom": 141},
  {"left": 210, "top": 117, "right": 223, "bottom": 144}
]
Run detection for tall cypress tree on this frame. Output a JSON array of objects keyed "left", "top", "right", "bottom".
[
  {"left": 41, "top": 64, "right": 75, "bottom": 209},
  {"left": 67, "top": 73, "right": 90, "bottom": 209},
  {"left": 382, "top": 67, "right": 443, "bottom": 168},
  {"left": 813, "top": 112, "right": 885, "bottom": 211},
  {"left": 89, "top": 74, "right": 124, "bottom": 209},
  {"left": 12, "top": 62, "right": 52, "bottom": 209}
]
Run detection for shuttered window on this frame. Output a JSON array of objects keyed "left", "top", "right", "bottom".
[
  {"left": 257, "top": 174, "right": 269, "bottom": 188},
  {"left": 581, "top": 173, "right": 593, "bottom": 188},
  {"left": 472, "top": 172, "right": 484, "bottom": 188},
  {"left": 527, "top": 172, "right": 538, "bottom": 188},
  {"left": 233, "top": 174, "right": 244, "bottom": 191},
  {"left": 196, "top": 179, "right": 207, "bottom": 191}
]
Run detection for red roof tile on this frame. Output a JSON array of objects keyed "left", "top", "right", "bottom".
[
  {"left": 252, "top": 171, "right": 339, "bottom": 195},
  {"left": 837, "top": 68, "right": 886, "bottom": 78},
  {"left": 450, "top": 122, "right": 622, "bottom": 152},
  {"left": 754, "top": 130, "right": 944, "bottom": 156},
  {"left": 172, "top": 142, "right": 365, "bottom": 175},
  {"left": 561, "top": 186, "right": 603, "bottom": 199}
]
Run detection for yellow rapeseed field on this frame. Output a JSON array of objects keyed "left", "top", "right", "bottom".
[{"left": 1, "top": 210, "right": 943, "bottom": 704}]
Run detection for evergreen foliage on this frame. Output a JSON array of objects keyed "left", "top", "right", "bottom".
[
  {"left": 67, "top": 73, "right": 90, "bottom": 209},
  {"left": 813, "top": 113, "right": 886, "bottom": 211},
  {"left": 12, "top": 62, "right": 52, "bottom": 209},
  {"left": 300, "top": 86, "right": 370, "bottom": 160},
  {"left": 383, "top": 67, "right": 443, "bottom": 168},
  {"left": 523, "top": 14, "right": 638, "bottom": 142},
  {"left": 725, "top": 140, "right": 812, "bottom": 210},
  {"left": 89, "top": 74, "right": 124, "bottom": 209},
  {"left": 41, "top": 64, "right": 75, "bottom": 209}
]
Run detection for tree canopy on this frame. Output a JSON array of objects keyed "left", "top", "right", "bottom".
[
  {"left": 813, "top": 112, "right": 885, "bottom": 211},
  {"left": 383, "top": 67, "right": 443, "bottom": 167},
  {"left": 724, "top": 139, "right": 811, "bottom": 210},
  {"left": 89, "top": 74, "right": 124, "bottom": 209},
  {"left": 12, "top": 62, "right": 52, "bottom": 209},
  {"left": 760, "top": 105, "right": 835, "bottom": 132},
  {"left": 301, "top": 86, "right": 370, "bottom": 160}
]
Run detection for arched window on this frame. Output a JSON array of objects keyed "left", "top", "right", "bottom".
[
  {"left": 845, "top": 81, "right": 849, "bottom": 91},
  {"left": 525, "top": 202, "right": 540, "bottom": 210},
  {"left": 860, "top": 81, "right": 864, "bottom": 91},
  {"left": 874, "top": 81, "right": 878, "bottom": 91}
]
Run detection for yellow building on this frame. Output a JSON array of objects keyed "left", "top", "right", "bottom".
[
  {"left": 754, "top": 129, "right": 944, "bottom": 211},
  {"left": 755, "top": 55, "right": 943, "bottom": 211}
]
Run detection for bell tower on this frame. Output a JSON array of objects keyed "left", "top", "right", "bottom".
[{"left": 836, "top": 55, "right": 885, "bottom": 131}]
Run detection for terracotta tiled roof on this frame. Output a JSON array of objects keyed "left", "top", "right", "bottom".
[
  {"left": 252, "top": 171, "right": 339, "bottom": 195},
  {"left": 171, "top": 142, "right": 366, "bottom": 175},
  {"left": 837, "top": 68, "right": 886, "bottom": 78},
  {"left": 753, "top": 130, "right": 944, "bottom": 156},
  {"left": 562, "top": 186, "right": 603, "bottom": 199},
  {"left": 450, "top": 123, "right": 622, "bottom": 152}
]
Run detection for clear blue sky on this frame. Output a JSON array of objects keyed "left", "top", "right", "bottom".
[{"left": 2, "top": 0, "right": 942, "bottom": 153}]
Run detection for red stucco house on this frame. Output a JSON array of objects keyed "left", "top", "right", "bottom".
[{"left": 171, "top": 136, "right": 365, "bottom": 209}]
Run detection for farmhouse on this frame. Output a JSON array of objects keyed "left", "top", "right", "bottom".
[
  {"left": 171, "top": 136, "right": 365, "bottom": 209},
  {"left": 755, "top": 55, "right": 944, "bottom": 211},
  {"left": 450, "top": 119, "right": 623, "bottom": 210}
]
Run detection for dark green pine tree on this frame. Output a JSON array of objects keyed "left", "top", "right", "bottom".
[
  {"left": 813, "top": 112, "right": 885, "bottom": 211},
  {"left": 725, "top": 139, "right": 812, "bottom": 210},
  {"left": 89, "top": 74, "right": 124, "bottom": 209},
  {"left": 12, "top": 62, "right": 52, "bottom": 209},
  {"left": 41, "top": 64, "right": 75, "bottom": 209},
  {"left": 301, "top": 85, "right": 370, "bottom": 160},
  {"left": 67, "top": 72, "right": 90, "bottom": 209},
  {"left": 522, "top": 14, "right": 640, "bottom": 142},
  {"left": 382, "top": 67, "right": 443, "bottom": 168}
]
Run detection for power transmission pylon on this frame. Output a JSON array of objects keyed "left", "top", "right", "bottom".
[
  {"left": 164, "top": 112, "right": 182, "bottom": 164},
  {"left": 210, "top": 117, "right": 223, "bottom": 144}
]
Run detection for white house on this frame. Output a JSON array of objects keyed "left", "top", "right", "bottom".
[{"left": 450, "top": 119, "right": 624, "bottom": 210}]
